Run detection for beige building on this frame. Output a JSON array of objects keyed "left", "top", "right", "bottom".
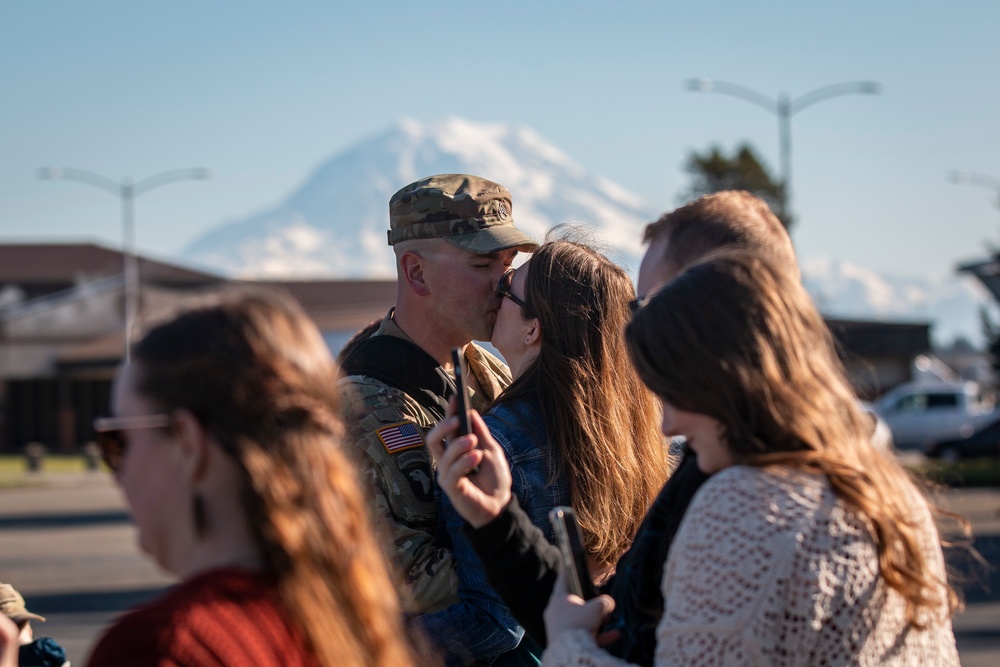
[
  {"left": 1, "top": 243, "right": 934, "bottom": 452},
  {"left": 0, "top": 243, "right": 393, "bottom": 451}
]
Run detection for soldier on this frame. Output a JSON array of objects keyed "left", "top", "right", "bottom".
[{"left": 339, "top": 174, "right": 537, "bottom": 612}]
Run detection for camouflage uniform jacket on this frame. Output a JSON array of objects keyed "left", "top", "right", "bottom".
[{"left": 339, "top": 310, "right": 511, "bottom": 613}]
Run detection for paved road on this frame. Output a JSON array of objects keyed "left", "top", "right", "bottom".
[
  {"left": 0, "top": 473, "right": 175, "bottom": 664},
  {"left": 1, "top": 472, "right": 998, "bottom": 665},
  {"left": 936, "top": 486, "right": 1000, "bottom": 667}
]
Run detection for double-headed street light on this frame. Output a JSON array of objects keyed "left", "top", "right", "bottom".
[
  {"left": 686, "top": 78, "right": 881, "bottom": 223},
  {"left": 38, "top": 167, "right": 210, "bottom": 362},
  {"left": 950, "top": 170, "right": 1000, "bottom": 211}
]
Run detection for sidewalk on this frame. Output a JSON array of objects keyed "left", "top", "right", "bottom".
[{"left": 0, "top": 472, "right": 175, "bottom": 663}]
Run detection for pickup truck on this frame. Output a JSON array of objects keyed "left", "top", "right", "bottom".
[{"left": 875, "top": 381, "right": 1000, "bottom": 451}]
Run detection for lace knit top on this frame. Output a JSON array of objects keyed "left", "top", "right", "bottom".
[{"left": 543, "top": 465, "right": 959, "bottom": 667}]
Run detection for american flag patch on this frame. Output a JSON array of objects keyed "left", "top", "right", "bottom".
[{"left": 377, "top": 421, "right": 425, "bottom": 454}]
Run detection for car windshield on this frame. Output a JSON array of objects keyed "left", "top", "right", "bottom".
[{"left": 926, "top": 393, "right": 959, "bottom": 409}]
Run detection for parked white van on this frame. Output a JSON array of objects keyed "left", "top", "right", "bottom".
[{"left": 875, "top": 381, "right": 1000, "bottom": 451}]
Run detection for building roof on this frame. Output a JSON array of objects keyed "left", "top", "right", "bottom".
[
  {"left": 56, "top": 331, "right": 123, "bottom": 370},
  {"left": 249, "top": 279, "right": 394, "bottom": 309},
  {"left": 0, "top": 242, "right": 222, "bottom": 285},
  {"left": 247, "top": 279, "right": 396, "bottom": 331},
  {"left": 825, "top": 317, "right": 931, "bottom": 358},
  {"left": 50, "top": 279, "right": 397, "bottom": 369}
]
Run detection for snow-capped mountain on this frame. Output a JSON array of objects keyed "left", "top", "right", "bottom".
[
  {"left": 183, "top": 117, "right": 993, "bottom": 346},
  {"left": 184, "top": 117, "right": 653, "bottom": 279}
]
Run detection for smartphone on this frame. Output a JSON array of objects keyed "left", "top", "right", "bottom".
[
  {"left": 451, "top": 347, "right": 472, "bottom": 437},
  {"left": 548, "top": 506, "right": 597, "bottom": 600}
]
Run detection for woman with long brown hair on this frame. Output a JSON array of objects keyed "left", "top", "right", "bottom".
[
  {"left": 492, "top": 238, "right": 669, "bottom": 573},
  {"left": 418, "top": 238, "right": 670, "bottom": 665},
  {"left": 540, "top": 249, "right": 960, "bottom": 665},
  {"left": 86, "top": 290, "right": 430, "bottom": 667}
]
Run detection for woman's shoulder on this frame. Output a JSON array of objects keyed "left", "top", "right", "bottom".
[
  {"left": 102, "top": 568, "right": 276, "bottom": 625},
  {"left": 484, "top": 393, "right": 540, "bottom": 421},
  {"left": 668, "top": 466, "right": 856, "bottom": 591},
  {"left": 698, "top": 464, "right": 826, "bottom": 500},
  {"left": 87, "top": 568, "right": 310, "bottom": 667},
  {"left": 661, "top": 466, "right": 821, "bottom": 634},
  {"left": 483, "top": 395, "right": 548, "bottom": 458},
  {"left": 683, "top": 465, "right": 836, "bottom": 538},
  {"left": 681, "top": 465, "right": 890, "bottom": 579}
]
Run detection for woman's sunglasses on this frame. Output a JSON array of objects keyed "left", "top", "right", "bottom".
[
  {"left": 92, "top": 414, "right": 172, "bottom": 472},
  {"left": 495, "top": 268, "right": 530, "bottom": 311}
]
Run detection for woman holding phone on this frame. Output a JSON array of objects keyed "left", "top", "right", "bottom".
[
  {"left": 436, "top": 250, "right": 960, "bottom": 666},
  {"left": 483, "top": 238, "right": 669, "bottom": 578},
  {"left": 417, "top": 237, "right": 670, "bottom": 666},
  {"left": 87, "top": 290, "right": 432, "bottom": 667}
]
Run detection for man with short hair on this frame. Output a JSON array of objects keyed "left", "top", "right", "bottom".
[
  {"left": 637, "top": 189, "right": 797, "bottom": 298},
  {"left": 339, "top": 174, "right": 537, "bottom": 614}
]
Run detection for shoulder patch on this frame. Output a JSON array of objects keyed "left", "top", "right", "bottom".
[{"left": 376, "top": 421, "right": 426, "bottom": 454}]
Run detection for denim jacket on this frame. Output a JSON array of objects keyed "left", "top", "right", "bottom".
[{"left": 419, "top": 394, "right": 570, "bottom": 666}]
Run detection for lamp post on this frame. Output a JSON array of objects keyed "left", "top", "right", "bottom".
[
  {"left": 686, "top": 78, "right": 880, "bottom": 223},
  {"left": 38, "top": 167, "right": 210, "bottom": 362},
  {"left": 950, "top": 170, "right": 1000, "bottom": 211}
]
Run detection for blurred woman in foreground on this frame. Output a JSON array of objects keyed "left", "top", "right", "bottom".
[{"left": 87, "top": 290, "right": 430, "bottom": 667}]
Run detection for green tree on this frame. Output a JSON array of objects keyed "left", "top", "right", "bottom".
[{"left": 682, "top": 143, "right": 792, "bottom": 229}]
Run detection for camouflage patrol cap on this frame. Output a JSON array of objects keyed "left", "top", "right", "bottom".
[{"left": 388, "top": 174, "right": 538, "bottom": 254}]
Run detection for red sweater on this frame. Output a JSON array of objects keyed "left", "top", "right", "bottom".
[{"left": 85, "top": 567, "right": 317, "bottom": 667}]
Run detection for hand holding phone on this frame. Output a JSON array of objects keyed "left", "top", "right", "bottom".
[
  {"left": 549, "top": 506, "right": 597, "bottom": 600},
  {"left": 451, "top": 347, "right": 473, "bottom": 437},
  {"left": 426, "top": 408, "right": 513, "bottom": 528}
]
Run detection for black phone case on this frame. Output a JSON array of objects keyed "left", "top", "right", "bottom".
[
  {"left": 549, "top": 506, "right": 597, "bottom": 600},
  {"left": 451, "top": 347, "right": 472, "bottom": 437}
]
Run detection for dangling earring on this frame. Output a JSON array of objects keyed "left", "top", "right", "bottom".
[{"left": 192, "top": 492, "right": 208, "bottom": 538}]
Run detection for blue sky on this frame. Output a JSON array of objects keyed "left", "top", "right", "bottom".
[{"left": 2, "top": 1, "right": 999, "bottom": 281}]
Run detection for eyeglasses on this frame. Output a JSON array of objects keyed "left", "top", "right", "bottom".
[
  {"left": 92, "top": 414, "right": 172, "bottom": 472},
  {"left": 495, "top": 268, "right": 530, "bottom": 311}
]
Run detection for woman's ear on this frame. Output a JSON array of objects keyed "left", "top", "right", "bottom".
[
  {"left": 171, "top": 409, "right": 210, "bottom": 485},
  {"left": 524, "top": 317, "right": 542, "bottom": 347},
  {"left": 400, "top": 251, "right": 431, "bottom": 297}
]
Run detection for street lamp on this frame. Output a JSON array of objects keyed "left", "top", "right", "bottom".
[
  {"left": 686, "top": 78, "right": 881, "bottom": 223},
  {"left": 950, "top": 170, "right": 1000, "bottom": 211},
  {"left": 38, "top": 167, "right": 210, "bottom": 362}
]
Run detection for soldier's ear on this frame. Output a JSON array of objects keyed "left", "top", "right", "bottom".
[{"left": 400, "top": 250, "right": 431, "bottom": 296}]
